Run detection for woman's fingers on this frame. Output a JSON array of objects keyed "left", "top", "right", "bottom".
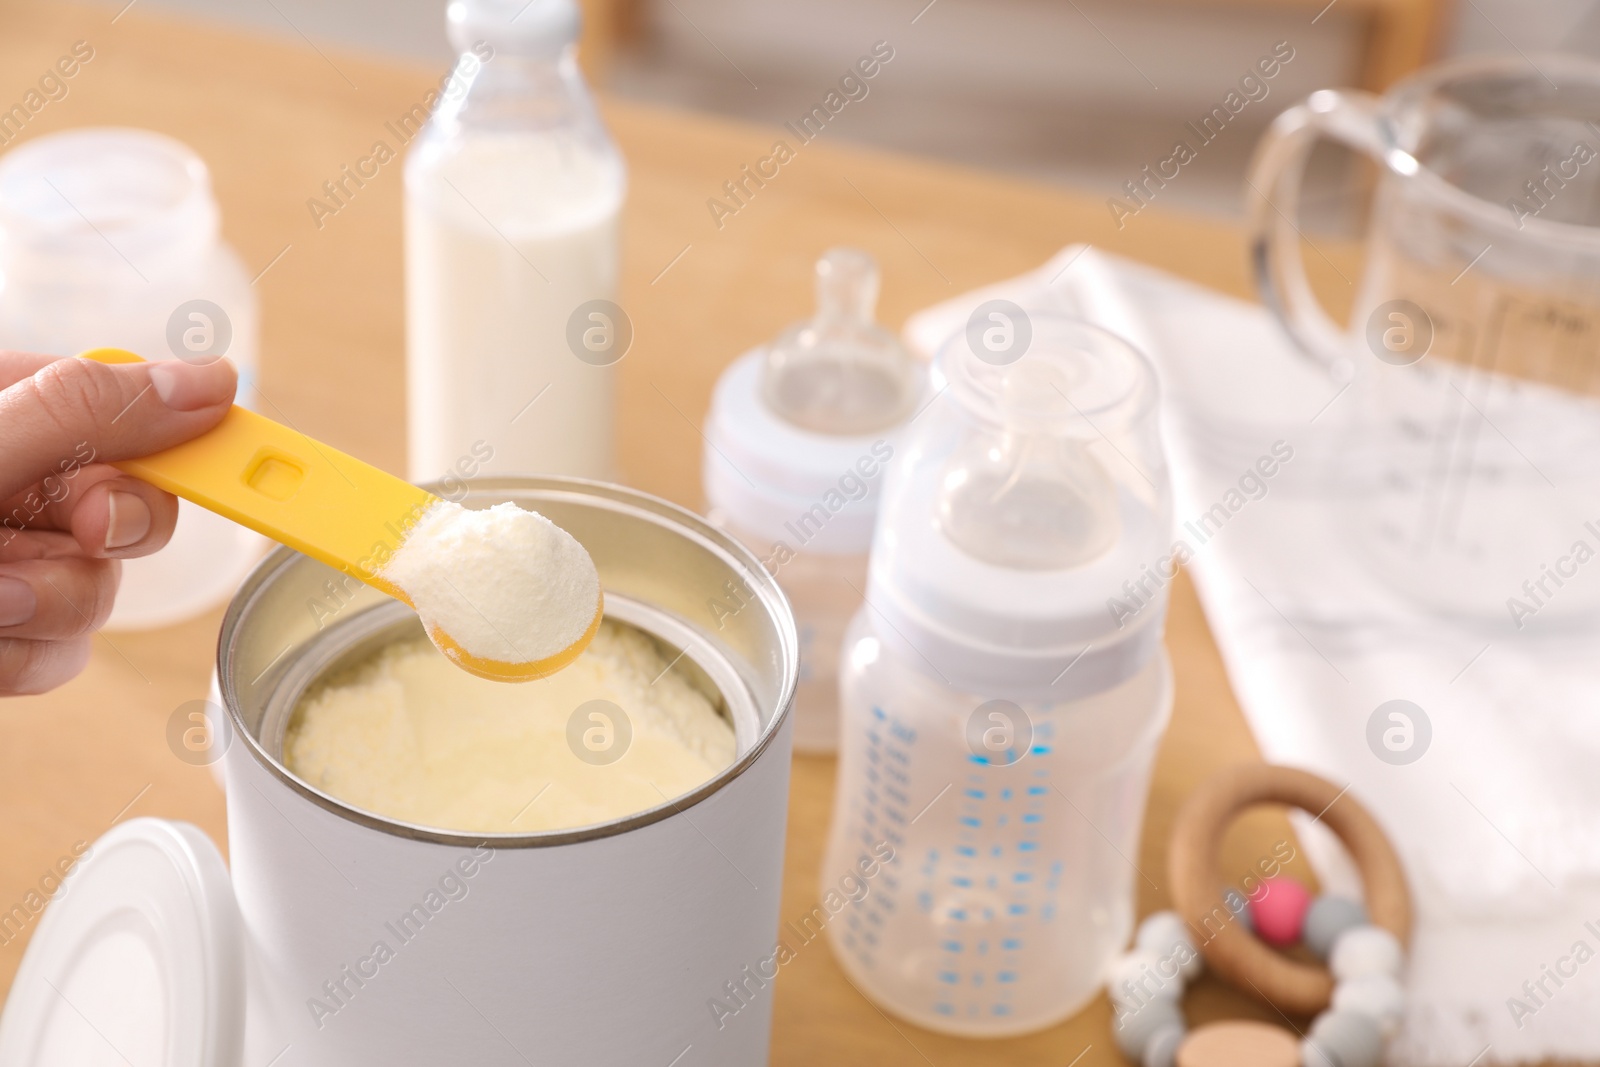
[
  {"left": 0, "top": 555, "right": 120, "bottom": 640},
  {"left": 0, "top": 355, "right": 235, "bottom": 503},
  {"left": 0, "top": 636, "right": 93, "bottom": 696},
  {"left": 0, "top": 466, "right": 181, "bottom": 559}
]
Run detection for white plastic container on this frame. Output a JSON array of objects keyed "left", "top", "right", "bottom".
[
  {"left": 822, "top": 315, "right": 1175, "bottom": 1036},
  {"left": 405, "top": 0, "right": 626, "bottom": 484},
  {"left": 0, "top": 479, "right": 799, "bottom": 1067},
  {"left": 704, "top": 249, "right": 921, "bottom": 753},
  {"left": 0, "top": 128, "right": 264, "bottom": 629}
]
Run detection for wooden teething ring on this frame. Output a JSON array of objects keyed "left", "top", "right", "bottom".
[{"left": 1168, "top": 764, "right": 1412, "bottom": 1017}]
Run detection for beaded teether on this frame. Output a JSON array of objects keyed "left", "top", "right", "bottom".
[{"left": 1107, "top": 764, "right": 1413, "bottom": 1067}]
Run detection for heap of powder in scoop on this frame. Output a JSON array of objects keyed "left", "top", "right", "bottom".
[{"left": 380, "top": 501, "right": 600, "bottom": 663}]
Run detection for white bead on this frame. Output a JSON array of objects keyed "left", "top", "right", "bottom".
[
  {"left": 1329, "top": 924, "right": 1403, "bottom": 981},
  {"left": 1106, "top": 949, "right": 1183, "bottom": 1008},
  {"left": 1332, "top": 973, "right": 1405, "bottom": 1036},
  {"left": 1307, "top": 1009, "right": 1384, "bottom": 1067},
  {"left": 1135, "top": 910, "right": 1204, "bottom": 981},
  {"left": 1142, "top": 1024, "right": 1185, "bottom": 1067}
]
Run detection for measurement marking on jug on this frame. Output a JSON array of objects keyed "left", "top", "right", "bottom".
[
  {"left": 443, "top": 975, "right": 535, "bottom": 1064},
  {"left": 1447, "top": 382, "right": 1556, "bottom": 488},
  {"left": 649, "top": 781, "right": 759, "bottom": 890},
  {"left": 108, "top": 783, "right": 151, "bottom": 826}
]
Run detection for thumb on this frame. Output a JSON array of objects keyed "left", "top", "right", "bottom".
[{"left": 0, "top": 356, "right": 236, "bottom": 501}]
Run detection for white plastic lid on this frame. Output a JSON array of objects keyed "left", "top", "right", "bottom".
[
  {"left": 0, "top": 819, "right": 244, "bottom": 1067},
  {"left": 704, "top": 351, "right": 901, "bottom": 554}
]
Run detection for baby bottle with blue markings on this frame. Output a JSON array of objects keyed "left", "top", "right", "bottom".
[{"left": 822, "top": 313, "right": 1175, "bottom": 1036}]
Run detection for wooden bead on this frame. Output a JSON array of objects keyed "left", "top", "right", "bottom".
[
  {"left": 1168, "top": 764, "right": 1412, "bottom": 1016},
  {"left": 1176, "top": 1021, "right": 1299, "bottom": 1067}
]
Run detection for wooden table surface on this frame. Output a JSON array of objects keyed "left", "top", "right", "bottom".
[{"left": 0, "top": 3, "right": 1342, "bottom": 1063}]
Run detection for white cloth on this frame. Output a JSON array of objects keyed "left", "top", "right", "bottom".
[{"left": 904, "top": 246, "right": 1600, "bottom": 1065}]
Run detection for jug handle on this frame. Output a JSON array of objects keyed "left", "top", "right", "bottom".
[{"left": 1247, "top": 88, "right": 1391, "bottom": 380}]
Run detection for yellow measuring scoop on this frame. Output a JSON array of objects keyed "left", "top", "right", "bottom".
[{"left": 83, "top": 348, "right": 600, "bottom": 682}]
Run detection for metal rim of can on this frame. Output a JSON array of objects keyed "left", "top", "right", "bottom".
[{"left": 216, "top": 476, "right": 799, "bottom": 848}]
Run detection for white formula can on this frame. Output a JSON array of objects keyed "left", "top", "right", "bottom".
[{"left": 0, "top": 479, "right": 797, "bottom": 1067}]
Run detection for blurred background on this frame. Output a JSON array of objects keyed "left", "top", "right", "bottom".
[{"left": 87, "top": 0, "right": 1600, "bottom": 226}]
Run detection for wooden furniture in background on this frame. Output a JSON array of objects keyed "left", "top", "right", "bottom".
[{"left": 580, "top": 0, "right": 1452, "bottom": 92}]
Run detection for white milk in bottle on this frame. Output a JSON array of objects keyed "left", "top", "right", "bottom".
[{"left": 406, "top": 0, "right": 625, "bottom": 483}]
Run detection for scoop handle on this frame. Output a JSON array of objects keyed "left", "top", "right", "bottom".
[{"left": 81, "top": 348, "right": 437, "bottom": 593}]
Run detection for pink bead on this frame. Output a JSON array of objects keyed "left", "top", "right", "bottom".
[{"left": 1251, "top": 876, "right": 1313, "bottom": 947}]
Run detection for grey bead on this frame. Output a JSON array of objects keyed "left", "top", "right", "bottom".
[
  {"left": 1307, "top": 1009, "right": 1384, "bottom": 1067},
  {"left": 1142, "top": 1024, "right": 1185, "bottom": 1067},
  {"left": 1223, "top": 887, "right": 1253, "bottom": 931},
  {"left": 1113, "top": 999, "right": 1185, "bottom": 1061},
  {"left": 1305, "top": 896, "right": 1368, "bottom": 960}
]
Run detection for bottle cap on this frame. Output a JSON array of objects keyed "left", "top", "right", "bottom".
[
  {"left": 867, "top": 314, "right": 1173, "bottom": 699},
  {"left": 448, "top": 0, "right": 580, "bottom": 58},
  {"left": 704, "top": 249, "right": 925, "bottom": 554}
]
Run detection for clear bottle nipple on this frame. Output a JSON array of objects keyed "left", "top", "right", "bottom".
[
  {"left": 761, "top": 248, "right": 920, "bottom": 435},
  {"left": 938, "top": 344, "right": 1122, "bottom": 570}
]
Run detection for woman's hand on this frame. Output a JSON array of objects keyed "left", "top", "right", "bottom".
[{"left": 0, "top": 352, "right": 236, "bottom": 695}]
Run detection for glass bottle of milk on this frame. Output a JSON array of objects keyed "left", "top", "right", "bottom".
[{"left": 405, "top": 0, "right": 625, "bottom": 483}]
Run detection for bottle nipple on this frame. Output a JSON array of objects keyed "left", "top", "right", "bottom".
[
  {"left": 761, "top": 248, "right": 920, "bottom": 436},
  {"left": 937, "top": 355, "right": 1120, "bottom": 570}
]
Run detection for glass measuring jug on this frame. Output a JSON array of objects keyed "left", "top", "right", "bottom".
[{"left": 1249, "top": 54, "right": 1600, "bottom": 626}]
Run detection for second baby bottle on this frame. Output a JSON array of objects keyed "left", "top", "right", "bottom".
[
  {"left": 822, "top": 314, "right": 1175, "bottom": 1035},
  {"left": 703, "top": 248, "right": 922, "bottom": 752}
]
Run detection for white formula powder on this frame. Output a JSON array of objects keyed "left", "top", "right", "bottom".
[
  {"left": 380, "top": 501, "right": 600, "bottom": 663},
  {"left": 285, "top": 621, "right": 736, "bottom": 833}
]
